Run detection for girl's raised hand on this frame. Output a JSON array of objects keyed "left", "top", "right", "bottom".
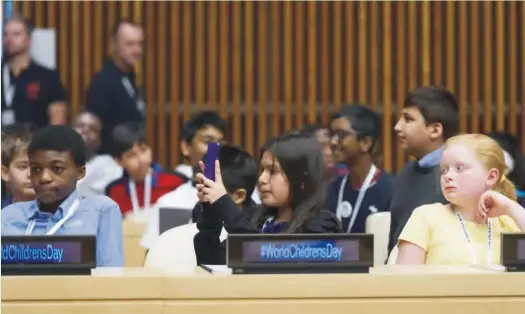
[
  {"left": 196, "top": 160, "right": 227, "bottom": 204},
  {"left": 476, "top": 190, "right": 512, "bottom": 221}
]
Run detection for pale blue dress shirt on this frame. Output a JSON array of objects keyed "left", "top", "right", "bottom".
[
  {"left": 418, "top": 146, "right": 444, "bottom": 168},
  {"left": 1, "top": 190, "right": 124, "bottom": 267}
]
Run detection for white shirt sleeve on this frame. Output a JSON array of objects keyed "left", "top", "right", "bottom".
[{"left": 139, "top": 204, "right": 160, "bottom": 250}]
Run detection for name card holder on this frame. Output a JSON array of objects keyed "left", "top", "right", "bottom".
[
  {"left": 1, "top": 235, "right": 96, "bottom": 276},
  {"left": 501, "top": 233, "right": 525, "bottom": 272},
  {"left": 226, "top": 233, "right": 374, "bottom": 275}
]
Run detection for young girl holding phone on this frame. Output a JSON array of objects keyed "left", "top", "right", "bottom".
[
  {"left": 397, "top": 134, "right": 525, "bottom": 265},
  {"left": 194, "top": 133, "right": 342, "bottom": 265}
]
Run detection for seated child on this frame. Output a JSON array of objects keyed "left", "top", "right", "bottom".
[
  {"left": 105, "top": 122, "right": 186, "bottom": 220},
  {"left": 300, "top": 123, "right": 336, "bottom": 181},
  {"left": 388, "top": 86, "right": 458, "bottom": 253},
  {"left": 1, "top": 124, "right": 35, "bottom": 208},
  {"left": 397, "top": 134, "right": 525, "bottom": 265},
  {"left": 1, "top": 125, "right": 124, "bottom": 267},
  {"left": 143, "top": 143, "right": 258, "bottom": 267},
  {"left": 73, "top": 111, "right": 123, "bottom": 196},
  {"left": 138, "top": 112, "right": 228, "bottom": 249},
  {"left": 327, "top": 104, "right": 393, "bottom": 233},
  {"left": 175, "top": 110, "right": 227, "bottom": 179},
  {"left": 194, "top": 133, "right": 342, "bottom": 265}
]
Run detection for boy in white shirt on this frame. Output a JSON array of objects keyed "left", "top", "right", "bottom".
[{"left": 142, "top": 143, "right": 258, "bottom": 255}]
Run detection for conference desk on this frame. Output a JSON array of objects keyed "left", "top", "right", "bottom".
[
  {"left": 122, "top": 220, "right": 147, "bottom": 267},
  {"left": 2, "top": 266, "right": 525, "bottom": 314}
]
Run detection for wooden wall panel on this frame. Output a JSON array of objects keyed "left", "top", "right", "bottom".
[
  {"left": 483, "top": 1, "right": 493, "bottom": 133},
  {"left": 344, "top": 2, "right": 355, "bottom": 105},
  {"left": 294, "top": 1, "right": 305, "bottom": 130},
  {"left": 369, "top": 2, "right": 379, "bottom": 111},
  {"left": 522, "top": 3, "right": 525, "bottom": 152},
  {"left": 7, "top": 0, "right": 524, "bottom": 173},
  {"left": 169, "top": 1, "right": 181, "bottom": 167},
  {"left": 395, "top": 1, "right": 407, "bottom": 171},
  {"left": 508, "top": 1, "right": 518, "bottom": 135},
  {"left": 271, "top": 1, "right": 281, "bottom": 137},
  {"left": 457, "top": 1, "right": 468, "bottom": 134},
  {"left": 156, "top": 1, "right": 167, "bottom": 167},
  {"left": 307, "top": 1, "right": 316, "bottom": 124},
  {"left": 257, "top": 2, "right": 268, "bottom": 150},
  {"left": 195, "top": 1, "right": 205, "bottom": 112},
  {"left": 421, "top": 2, "right": 431, "bottom": 85},
  {"left": 320, "top": 1, "right": 330, "bottom": 124},
  {"left": 231, "top": 1, "right": 241, "bottom": 146},
  {"left": 283, "top": 1, "right": 293, "bottom": 132},
  {"left": 70, "top": 1, "right": 79, "bottom": 118},
  {"left": 382, "top": 2, "right": 392, "bottom": 173},
  {"left": 332, "top": 1, "right": 342, "bottom": 113},
  {"left": 432, "top": 2, "right": 443, "bottom": 86},
  {"left": 357, "top": 2, "right": 367, "bottom": 102},
  {"left": 470, "top": 2, "right": 481, "bottom": 134},
  {"left": 407, "top": 2, "right": 418, "bottom": 91},
  {"left": 181, "top": 1, "right": 193, "bottom": 123},
  {"left": 144, "top": 1, "right": 155, "bottom": 150},
  {"left": 244, "top": 1, "right": 254, "bottom": 154},
  {"left": 208, "top": 1, "right": 218, "bottom": 110}
]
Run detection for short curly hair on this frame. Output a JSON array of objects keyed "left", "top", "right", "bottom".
[{"left": 28, "top": 125, "right": 86, "bottom": 167}]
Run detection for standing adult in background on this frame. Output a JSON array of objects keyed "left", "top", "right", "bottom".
[
  {"left": 1, "top": 15, "right": 67, "bottom": 128},
  {"left": 85, "top": 20, "right": 145, "bottom": 154}
]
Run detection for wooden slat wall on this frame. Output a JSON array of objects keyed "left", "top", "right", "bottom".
[{"left": 6, "top": 1, "right": 525, "bottom": 173}]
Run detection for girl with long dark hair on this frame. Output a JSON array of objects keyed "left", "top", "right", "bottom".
[{"left": 193, "top": 133, "right": 342, "bottom": 265}]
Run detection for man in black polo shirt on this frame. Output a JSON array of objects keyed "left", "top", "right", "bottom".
[
  {"left": 85, "top": 20, "right": 145, "bottom": 154},
  {"left": 1, "top": 15, "right": 67, "bottom": 128}
]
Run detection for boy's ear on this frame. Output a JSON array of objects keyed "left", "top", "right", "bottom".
[
  {"left": 1, "top": 165, "right": 10, "bottom": 182},
  {"left": 180, "top": 140, "right": 191, "bottom": 160},
  {"left": 113, "top": 156, "right": 124, "bottom": 167},
  {"left": 76, "top": 166, "right": 86, "bottom": 181},
  {"left": 428, "top": 122, "right": 444, "bottom": 141},
  {"left": 358, "top": 136, "right": 374, "bottom": 153},
  {"left": 230, "top": 188, "right": 247, "bottom": 206}
]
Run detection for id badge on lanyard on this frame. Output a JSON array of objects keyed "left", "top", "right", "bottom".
[
  {"left": 336, "top": 164, "right": 377, "bottom": 233},
  {"left": 128, "top": 170, "right": 152, "bottom": 214},
  {"left": 456, "top": 211, "right": 493, "bottom": 265},
  {"left": 2, "top": 65, "right": 16, "bottom": 125},
  {"left": 25, "top": 199, "right": 80, "bottom": 235},
  {"left": 122, "top": 77, "right": 145, "bottom": 116}
]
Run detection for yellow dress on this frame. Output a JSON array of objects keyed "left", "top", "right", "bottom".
[{"left": 398, "top": 203, "right": 520, "bottom": 265}]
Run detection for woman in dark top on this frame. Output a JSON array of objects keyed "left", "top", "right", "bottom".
[{"left": 193, "top": 133, "right": 343, "bottom": 265}]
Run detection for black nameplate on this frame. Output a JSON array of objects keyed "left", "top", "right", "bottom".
[
  {"left": 226, "top": 233, "right": 373, "bottom": 274},
  {"left": 501, "top": 233, "right": 525, "bottom": 272},
  {"left": 1, "top": 235, "right": 96, "bottom": 276}
]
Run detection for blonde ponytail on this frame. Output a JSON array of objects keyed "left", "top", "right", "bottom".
[{"left": 495, "top": 175, "right": 517, "bottom": 201}]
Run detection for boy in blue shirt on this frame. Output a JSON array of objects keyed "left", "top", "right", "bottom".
[
  {"left": 388, "top": 86, "right": 458, "bottom": 253},
  {"left": 327, "top": 104, "right": 394, "bottom": 233},
  {"left": 1, "top": 125, "right": 124, "bottom": 267}
]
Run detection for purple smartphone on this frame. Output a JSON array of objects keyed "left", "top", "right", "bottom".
[{"left": 204, "top": 142, "right": 220, "bottom": 181}]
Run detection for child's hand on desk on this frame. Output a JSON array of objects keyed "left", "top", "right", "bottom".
[
  {"left": 196, "top": 160, "right": 227, "bottom": 204},
  {"left": 476, "top": 190, "right": 513, "bottom": 221}
]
